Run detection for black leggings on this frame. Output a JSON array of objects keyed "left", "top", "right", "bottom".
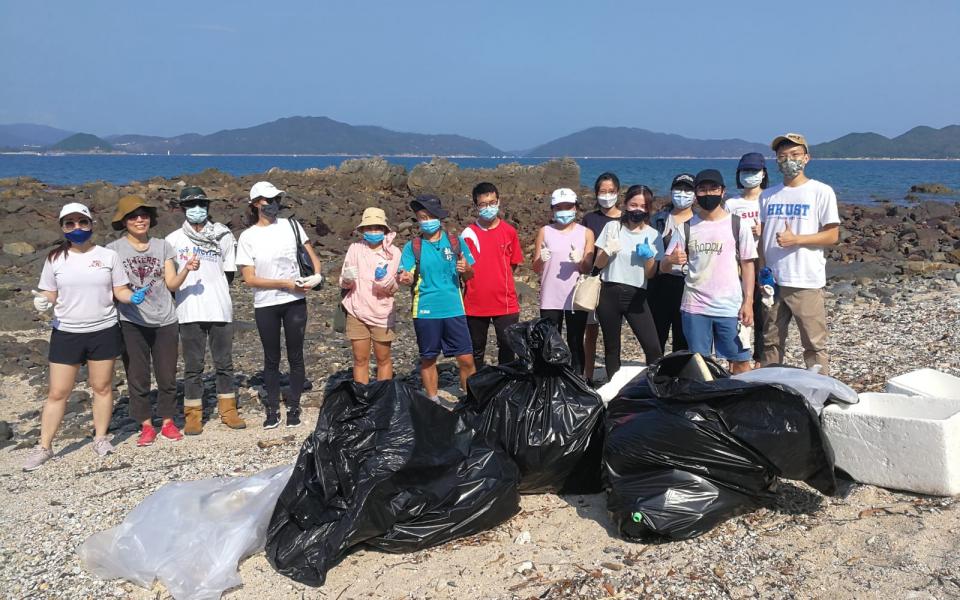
[
  {"left": 254, "top": 299, "right": 307, "bottom": 413},
  {"left": 649, "top": 274, "right": 687, "bottom": 353},
  {"left": 467, "top": 313, "right": 520, "bottom": 366},
  {"left": 596, "top": 282, "right": 662, "bottom": 378},
  {"left": 539, "top": 309, "right": 588, "bottom": 374}
]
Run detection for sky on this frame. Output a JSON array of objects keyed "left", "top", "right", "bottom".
[{"left": 1, "top": 0, "right": 958, "bottom": 151}]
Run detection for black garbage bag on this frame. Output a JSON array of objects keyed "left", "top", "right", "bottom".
[
  {"left": 462, "top": 318, "right": 605, "bottom": 494},
  {"left": 605, "top": 351, "right": 837, "bottom": 541},
  {"left": 265, "top": 379, "right": 520, "bottom": 586}
]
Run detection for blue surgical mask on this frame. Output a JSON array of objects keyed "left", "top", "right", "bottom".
[
  {"left": 478, "top": 205, "right": 499, "bottom": 221},
  {"left": 362, "top": 231, "right": 385, "bottom": 244},
  {"left": 185, "top": 205, "right": 208, "bottom": 224},
  {"left": 419, "top": 218, "right": 441, "bottom": 234},
  {"left": 739, "top": 170, "right": 764, "bottom": 189},
  {"left": 671, "top": 190, "right": 695, "bottom": 209},
  {"left": 554, "top": 209, "right": 576, "bottom": 225},
  {"left": 65, "top": 229, "right": 93, "bottom": 244}
]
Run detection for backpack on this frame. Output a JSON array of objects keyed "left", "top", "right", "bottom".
[
  {"left": 684, "top": 214, "right": 742, "bottom": 263},
  {"left": 410, "top": 230, "right": 463, "bottom": 295}
]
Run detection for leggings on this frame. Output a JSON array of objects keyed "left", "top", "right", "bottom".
[
  {"left": 539, "top": 309, "right": 588, "bottom": 374},
  {"left": 596, "top": 282, "right": 663, "bottom": 378},
  {"left": 254, "top": 299, "right": 307, "bottom": 413},
  {"left": 466, "top": 313, "right": 520, "bottom": 366},
  {"left": 649, "top": 274, "right": 687, "bottom": 353}
]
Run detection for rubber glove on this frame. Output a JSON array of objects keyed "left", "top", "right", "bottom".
[
  {"left": 635, "top": 240, "right": 656, "bottom": 260},
  {"left": 374, "top": 264, "right": 388, "bottom": 281},
  {"left": 296, "top": 273, "right": 324, "bottom": 289},
  {"left": 131, "top": 286, "right": 148, "bottom": 305},
  {"left": 603, "top": 238, "right": 621, "bottom": 255},
  {"left": 31, "top": 290, "right": 52, "bottom": 312}
]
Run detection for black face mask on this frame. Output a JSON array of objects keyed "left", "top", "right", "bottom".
[
  {"left": 696, "top": 194, "right": 722, "bottom": 211},
  {"left": 625, "top": 209, "right": 648, "bottom": 223}
]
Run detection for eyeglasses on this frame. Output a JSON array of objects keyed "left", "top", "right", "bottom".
[
  {"left": 477, "top": 201, "right": 499, "bottom": 209},
  {"left": 61, "top": 218, "right": 92, "bottom": 231},
  {"left": 777, "top": 150, "right": 807, "bottom": 160},
  {"left": 126, "top": 212, "right": 152, "bottom": 221}
]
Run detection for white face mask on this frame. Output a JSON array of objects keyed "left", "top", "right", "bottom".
[
  {"left": 739, "top": 170, "right": 764, "bottom": 189},
  {"left": 671, "top": 190, "right": 695, "bottom": 209},
  {"left": 597, "top": 193, "right": 618, "bottom": 208}
]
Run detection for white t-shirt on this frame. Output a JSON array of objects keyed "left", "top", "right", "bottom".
[
  {"left": 759, "top": 179, "right": 840, "bottom": 289},
  {"left": 666, "top": 215, "right": 758, "bottom": 318},
  {"left": 235, "top": 218, "right": 309, "bottom": 308},
  {"left": 38, "top": 245, "right": 129, "bottom": 333},
  {"left": 596, "top": 221, "right": 663, "bottom": 289},
  {"left": 165, "top": 226, "right": 237, "bottom": 323},
  {"left": 725, "top": 196, "right": 761, "bottom": 254}
]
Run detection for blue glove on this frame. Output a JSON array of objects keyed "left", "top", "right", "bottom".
[
  {"left": 375, "top": 264, "right": 388, "bottom": 281},
  {"left": 635, "top": 241, "right": 656, "bottom": 261},
  {"left": 759, "top": 267, "right": 776, "bottom": 288},
  {"left": 131, "top": 286, "right": 148, "bottom": 305}
]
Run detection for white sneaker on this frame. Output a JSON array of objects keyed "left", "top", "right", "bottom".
[
  {"left": 92, "top": 437, "right": 114, "bottom": 457},
  {"left": 23, "top": 446, "right": 54, "bottom": 471}
]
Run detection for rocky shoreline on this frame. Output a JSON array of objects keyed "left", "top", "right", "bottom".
[{"left": 1, "top": 159, "right": 960, "bottom": 598}]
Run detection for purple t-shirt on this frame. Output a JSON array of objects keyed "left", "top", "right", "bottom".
[{"left": 539, "top": 224, "right": 588, "bottom": 311}]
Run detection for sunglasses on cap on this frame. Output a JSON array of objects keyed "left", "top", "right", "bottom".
[
  {"left": 180, "top": 199, "right": 209, "bottom": 208},
  {"left": 61, "top": 218, "right": 92, "bottom": 231}
]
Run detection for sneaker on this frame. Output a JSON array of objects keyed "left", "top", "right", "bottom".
[
  {"left": 137, "top": 424, "right": 158, "bottom": 447},
  {"left": 263, "top": 413, "right": 280, "bottom": 430},
  {"left": 22, "top": 446, "right": 54, "bottom": 472},
  {"left": 160, "top": 420, "right": 183, "bottom": 441},
  {"left": 92, "top": 436, "right": 114, "bottom": 457},
  {"left": 286, "top": 410, "right": 301, "bottom": 428}
]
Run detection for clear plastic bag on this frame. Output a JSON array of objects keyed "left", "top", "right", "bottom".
[
  {"left": 733, "top": 367, "right": 858, "bottom": 414},
  {"left": 80, "top": 465, "right": 293, "bottom": 600}
]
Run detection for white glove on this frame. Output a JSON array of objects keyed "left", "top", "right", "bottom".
[
  {"left": 737, "top": 324, "right": 753, "bottom": 350},
  {"left": 760, "top": 284, "right": 775, "bottom": 308},
  {"left": 539, "top": 245, "right": 552, "bottom": 261},
  {"left": 602, "top": 238, "right": 621, "bottom": 255},
  {"left": 341, "top": 265, "right": 358, "bottom": 281},
  {"left": 31, "top": 290, "right": 52, "bottom": 312},
  {"left": 569, "top": 245, "right": 582, "bottom": 262},
  {"left": 296, "top": 274, "right": 324, "bottom": 289}
]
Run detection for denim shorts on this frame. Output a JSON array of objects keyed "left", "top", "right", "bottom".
[{"left": 681, "top": 312, "right": 752, "bottom": 362}]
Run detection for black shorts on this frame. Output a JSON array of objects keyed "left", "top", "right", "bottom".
[{"left": 49, "top": 324, "right": 122, "bottom": 365}]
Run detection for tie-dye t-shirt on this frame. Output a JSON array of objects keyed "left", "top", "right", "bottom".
[{"left": 665, "top": 214, "right": 758, "bottom": 318}]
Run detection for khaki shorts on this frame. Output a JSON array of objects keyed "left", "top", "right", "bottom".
[{"left": 345, "top": 313, "right": 396, "bottom": 343}]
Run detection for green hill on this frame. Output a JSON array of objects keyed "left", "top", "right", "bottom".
[
  {"left": 812, "top": 125, "right": 960, "bottom": 158},
  {"left": 49, "top": 133, "right": 113, "bottom": 153},
  {"left": 525, "top": 126, "right": 769, "bottom": 158}
]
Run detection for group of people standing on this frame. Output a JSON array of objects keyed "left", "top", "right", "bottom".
[{"left": 23, "top": 130, "right": 840, "bottom": 472}]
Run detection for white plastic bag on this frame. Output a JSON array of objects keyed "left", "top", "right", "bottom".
[
  {"left": 80, "top": 465, "right": 293, "bottom": 600},
  {"left": 733, "top": 367, "right": 858, "bottom": 414}
]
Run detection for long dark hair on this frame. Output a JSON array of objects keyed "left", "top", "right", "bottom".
[
  {"left": 48, "top": 214, "right": 82, "bottom": 262},
  {"left": 594, "top": 172, "right": 621, "bottom": 196}
]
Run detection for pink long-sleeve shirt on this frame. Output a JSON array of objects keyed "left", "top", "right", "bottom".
[{"left": 339, "top": 233, "right": 401, "bottom": 328}]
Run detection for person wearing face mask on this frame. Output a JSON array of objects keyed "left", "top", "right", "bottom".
[
  {"left": 726, "top": 153, "right": 769, "bottom": 366},
  {"left": 165, "top": 186, "right": 246, "bottom": 435},
  {"left": 236, "top": 181, "right": 322, "bottom": 429},
  {"left": 461, "top": 182, "right": 524, "bottom": 367},
  {"left": 23, "top": 203, "right": 146, "bottom": 471},
  {"left": 107, "top": 195, "right": 200, "bottom": 447},
  {"left": 533, "top": 188, "right": 595, "bottom": 376},
  {"left": 648, "top": 173, "right": 696, "bottom": 353},
  {"left": 759, "top": 133, "right": 840, "bottom": 374},
  {"left": 398, "top": 195, "right": 477, "bottom": 402},
  {"left": 581, "top": 172, "right": 621, "bottom": 385},
  {"left": 592, "top": 185, "right": 664, "bottom": 378},
  {"left": 339, "top": 207, "right": 401, "bottom": 384},
  {"left": 661, "top": 170, "right": 758, "bottom": 374}
]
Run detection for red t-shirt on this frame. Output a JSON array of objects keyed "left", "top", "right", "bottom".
[{"left": 462, "top": 220, "right": 524, "bottom": 316}]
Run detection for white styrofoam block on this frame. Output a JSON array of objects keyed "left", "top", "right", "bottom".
[
  {"left": 822, "top": 392, "right": 960, "bottom": 496},
  {"left": 885, "top": 369, "right": 960, "bottom": 400},
  {"left": 596, "top": 364, "right": 646, "bottom": 404}
]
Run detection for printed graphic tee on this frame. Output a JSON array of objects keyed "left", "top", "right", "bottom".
[
  {"left": 666, "top": 215, "right": 758, "bottom": 318},
  {"left": 107, "top": 237, "right": 178, "bottom": 327},
  {"left": 165, "top": 227, "right": 237, "bottom": 323},
  {"left": 759, "top": 180, "right": 840, "bottom": 289},
  {"left": 38, "top": 245, "right": 130, "bottom": 333}
]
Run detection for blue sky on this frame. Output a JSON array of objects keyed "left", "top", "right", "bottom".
[{"left": 1, "top": 0, "right": 957, "bottom": 150}]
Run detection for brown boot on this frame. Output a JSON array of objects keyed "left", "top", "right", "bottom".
[
  {"left": 184, "top": 401, "right": 203, "bottom": 436},
  {"left": 218, "top": 394, "right": 246, "bottom": 429}
]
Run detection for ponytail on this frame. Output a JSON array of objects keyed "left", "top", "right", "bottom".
[{"left": 47, "top": 240, "right": 71, "bottom": 263}]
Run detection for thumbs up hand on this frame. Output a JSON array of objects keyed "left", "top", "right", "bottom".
[
  {"left": 635, "top": 240, "right": 656, "bottom": 261},
  {"left": 131, "top": 286, "right": 149, "bottom": 305},
  {"left": 568, "top": 245, "right": 582, "bottom": 263},
  {"left": 185, "top": 254, "right": 200, "bottom": 271},
  {"left": 667, "top": 245, "right": 687, "bottom": 266},
  {"left": 31, "top": 290, "right": 52, "bottom": 312},
  {"left": 776, "top": 221, "right": 799, "bottom": 248}
]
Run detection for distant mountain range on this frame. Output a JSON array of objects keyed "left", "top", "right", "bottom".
[{"left": 1, "top": 118, "right": 958, "bottom": 158}]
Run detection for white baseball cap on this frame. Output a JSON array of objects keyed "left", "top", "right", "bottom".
[
  {"left": 59, "top": 202, "right": 92, "bottom": 220},
  {"left": 550, "top": 188, "right": 578, "bottom": 206},
  {"left": 249, "top": 181, "right": 285, "bottom": 202}
]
